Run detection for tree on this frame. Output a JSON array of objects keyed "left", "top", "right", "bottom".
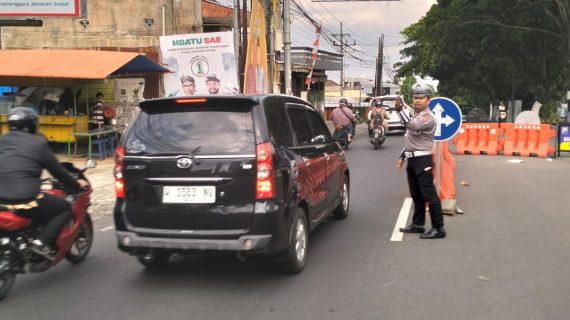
[{"left": 396, "top": 0, "right": 568, "bottom": 115}]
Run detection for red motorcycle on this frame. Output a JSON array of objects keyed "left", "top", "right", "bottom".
[{"left": 0, "top": 162, "right": 95, "bottom": 300}]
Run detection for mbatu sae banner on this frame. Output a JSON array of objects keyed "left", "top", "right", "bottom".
[{"left": 160, "top": 31, "right": 239, "bottom": 97}]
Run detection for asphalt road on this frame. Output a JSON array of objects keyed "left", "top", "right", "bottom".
[{"left": 3, "top": 127, "right": 570, "bottom": 320}]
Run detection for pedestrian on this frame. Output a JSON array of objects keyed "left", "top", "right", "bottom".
[
  {"left": 90, "top": 92, "right": 105, "bottom": 129},
  {"left": 395, "top": 83, "right": 446, "bottom": 239},
  {"left": 330, "top": 98, "right": 356, "bottom": 142}
]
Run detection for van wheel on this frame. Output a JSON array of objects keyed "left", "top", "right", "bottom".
[
  {"left": 277, "top": 208, "right": 308, "bottom": 274},
  {"left": 333, "top": 178, "right": 349, "bottom": 219},
  {"left": 137, "top": 251, "right": 171, "bottom": 269}
]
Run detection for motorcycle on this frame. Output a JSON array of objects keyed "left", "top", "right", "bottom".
[
  {"left": 333, "top": 124, "right": 350, "bottom": 149},
  {"left": 369, "top": 114, "right": 386, "bottom": 149},
  {"left": 0, "top": 162, "right": 95, "bottom": 300}
]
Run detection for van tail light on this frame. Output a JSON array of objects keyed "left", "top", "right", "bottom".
[
  {"left": 256, "top": 142, "right": 275, "bottom": 199},
  {"left": 114, "top": 146, "right": 125, "bottom": 198}
]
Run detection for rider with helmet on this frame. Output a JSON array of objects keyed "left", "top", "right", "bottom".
[
  {"left": 367, "top": 99, "right": 389, "bottom": 136},
  {"left": 330, "top": 98, "right": 356, "bottom": 142},
  {"left": 0, "top": 107, "right": 89, "bottom": 259}
]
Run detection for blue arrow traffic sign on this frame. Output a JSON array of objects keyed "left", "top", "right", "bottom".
[{"left": 429, "top": 97, "right": 463, "bottom": 141}]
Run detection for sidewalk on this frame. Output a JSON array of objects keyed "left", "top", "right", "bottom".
[{"left": 56, "top": 155, "right": 116, "bottom": 218}]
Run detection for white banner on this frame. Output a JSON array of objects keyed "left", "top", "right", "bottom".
[
  {"left": 160, "top": 31, "right": 239, "bottom": 97},
  {"left": 0, "top": 0, "right": 81, "bottom": 16}
]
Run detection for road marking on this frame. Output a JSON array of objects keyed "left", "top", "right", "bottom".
[
  {"left": 390, "top": 197, "right": 413, "bottom": 242},
  {"left": 100, "top": 226, "right": 115, "bottom": 232}
]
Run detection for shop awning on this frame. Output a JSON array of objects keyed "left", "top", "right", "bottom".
[{"left": 0, "top": 49, "right": 170, "bottom": 85}]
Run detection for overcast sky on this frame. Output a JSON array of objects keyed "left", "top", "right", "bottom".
[{"left": 289, "top": 0, "right": 437, "bottom": 83}]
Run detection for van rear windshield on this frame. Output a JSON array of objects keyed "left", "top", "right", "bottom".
[{"left": 125, "top": 105, "right": 255, "bottom": 155}]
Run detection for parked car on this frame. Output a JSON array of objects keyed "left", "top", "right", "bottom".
[
  {"left": 369, "top": 95, "right": 412, "bottom": 134},
  {"left": 113, "top": 95, "right": 350, "bottom": 273}
]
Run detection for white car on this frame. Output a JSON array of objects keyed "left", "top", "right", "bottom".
[{"left": 369, "top": 95, "right": 413, "bottom": 134}]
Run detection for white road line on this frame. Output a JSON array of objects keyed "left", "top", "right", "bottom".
[
  {"left": 100, "top": 226, "right": 115, "bottom": 232},
  {"left": 390, "top": 197, "right": 413, "bottom": 242}
]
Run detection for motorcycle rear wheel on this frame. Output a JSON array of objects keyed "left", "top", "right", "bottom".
[
  {"left": 66, "top": 215, "right": 94, "bottom": 264},
  {"left": 0, "top": 271, "right": 16, "bottom": 301}
]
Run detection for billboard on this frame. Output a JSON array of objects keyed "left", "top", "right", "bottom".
[
  {"left": 0, "top": 0, "right": 86, "bottom": 17},
  {"left": 160, "top": 31, "right": 239, "bottom": 97}
]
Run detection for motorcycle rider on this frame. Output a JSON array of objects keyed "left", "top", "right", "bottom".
[
  {"left": 367, "top": 99, "right": 389, "bottom": 135},
  {"left": 0, "top": 107, "right": 89, "bottom": 259},
  {"left": 330, "top": 98, "right": 356, "bottom": 142}
]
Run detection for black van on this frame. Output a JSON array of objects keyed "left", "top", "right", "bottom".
[{"left": 113, "top": 95, "right": 350, "bottom": 273}]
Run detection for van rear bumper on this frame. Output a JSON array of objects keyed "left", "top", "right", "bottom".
[{"left": 116, "top": 231, "right": 272, "bottom": 252}]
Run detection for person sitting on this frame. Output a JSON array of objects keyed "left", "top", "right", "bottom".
[
  {"left": 0, "top": 107, "right": 89, "bottom": 259},
  {"left": 367, "top": 100, "right": 389, "bottom": 135},
  {"left": 330, "top": 98, "right": 356, "bottom": 142}
]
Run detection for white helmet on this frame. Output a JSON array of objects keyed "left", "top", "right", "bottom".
[{"left": 411, "top": 83, "right": 433, "bottom": 97}]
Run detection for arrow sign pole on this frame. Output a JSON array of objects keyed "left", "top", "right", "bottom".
[{"left": 435, "top": 142, "right": 441, "bottom": 196}]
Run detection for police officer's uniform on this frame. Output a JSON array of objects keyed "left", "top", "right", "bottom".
[{"left": 397, "top": 84, "right": 445, "bottom": 239}]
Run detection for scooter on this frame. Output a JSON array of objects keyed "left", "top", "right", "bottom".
[
  {"left": 0, "top": 162, "right": 95, "bottom": 300},
  {"left": 369, "top": 115, "right": 386, "bottom": 149},
  {"left": 333, "top": 125, "right": 350, "bottom": 149}
]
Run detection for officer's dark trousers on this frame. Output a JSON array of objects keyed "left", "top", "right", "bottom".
[
  {"left": 406, "top": 156, "right": 444, "bottom": 229},
  {"left": 17, "top": 193, "right": 73, "bottom": 245}
]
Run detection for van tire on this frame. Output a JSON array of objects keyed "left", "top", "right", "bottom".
[{"left": 277, "top": 208, "right": 308, "bottom": 274}]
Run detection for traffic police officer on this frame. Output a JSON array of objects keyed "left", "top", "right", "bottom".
[{"left": 394, "top": 83, "right": 446, "bottom": 239}]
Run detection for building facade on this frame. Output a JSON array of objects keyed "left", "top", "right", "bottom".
[{"left": 0, "top": 0, "right": 205, "bottom": 49}]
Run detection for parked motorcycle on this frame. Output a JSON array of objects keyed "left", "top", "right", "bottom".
[
  {"left": 369, "top": 114, "right": 386, "bottom": 149},
  {"left": 0, "top": 162, "right": 95, "bottom": 300}
]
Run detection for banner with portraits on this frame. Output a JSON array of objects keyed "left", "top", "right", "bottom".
[{"left": 160, "top": 31, "right": 239, "bottom": 97}]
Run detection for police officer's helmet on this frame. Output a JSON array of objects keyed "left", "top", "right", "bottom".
[
  {"left": 339, "top": 98, "right": 348, "bottom": 106},
  {"left": 411, "top": 83, "right": 434, "bottom": 98},
  {"left": 8, "top": 107, "right": 39, "bottom": 134}
]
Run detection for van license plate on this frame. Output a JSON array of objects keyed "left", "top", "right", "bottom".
[{"left": 162, "top": 186, "right": 216, "bottom": 204}]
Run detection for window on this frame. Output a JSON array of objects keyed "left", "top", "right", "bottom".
[
  {"left": 125, "top": 104, "right": 255, "bottom": 155},
  {"left": 306, "top": 110, "right": 332, "bottom": 143},
  {"left": 264, "top": 100, "right": 293, "bottom": 147},
  {"left": 287, "top": 107, "right": 313, "bottom": 146}
]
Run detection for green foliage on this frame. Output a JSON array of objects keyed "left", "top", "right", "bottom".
[
  {"left": 400, "top": 75, "right": 416, "bottom": 104},
  {"left": 396, "top": 0, "right": 569, "bottom": 112}
]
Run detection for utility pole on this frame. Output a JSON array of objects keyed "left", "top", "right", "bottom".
[
  {"left": 240, "top": 0, "right": 248, "bottom": 93},
  {"left": 233, "top": 0, "right": 240, "bottom": 78},
  {"left": 284, "top": 0, "right": 292, "bottom": 94},
  {"left": 374, "top": 34, "right": 384, "bottom": 96},
  {"left": 333, "top": 22, "right": 354, "bottom": 97},
  {"left": 267, "top": 0, "right": 274, "bottom": 93}
]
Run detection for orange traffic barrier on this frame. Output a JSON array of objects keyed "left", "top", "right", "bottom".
[
  {"left": 452, "top": 123, "right": 502, "bottom": 155},
  {"left": 432, "top": 141, "right": 457, "bottom": 215},
  {"left": 501, "top": 124, "right": 556, "bottom": 158}
]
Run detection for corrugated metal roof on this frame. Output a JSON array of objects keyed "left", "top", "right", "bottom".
[{"left": 0, "top": 49, "right": 170, "bottom": 80}]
